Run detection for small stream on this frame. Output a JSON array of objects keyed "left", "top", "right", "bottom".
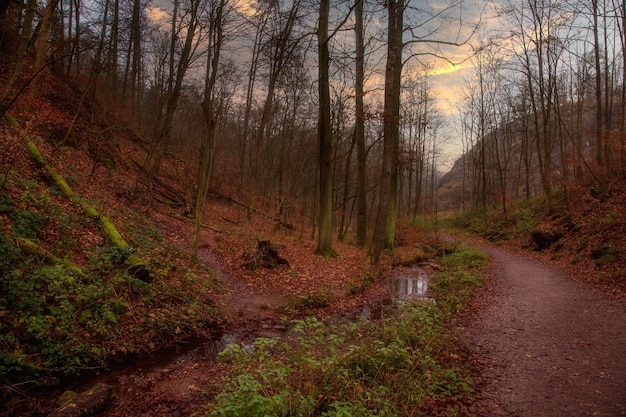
[
  {"left": 16, "top": 263, "right": 436, "bottom": 416},
  {"left": 111, "top": 262, "right": 437, "bottom": 367}
]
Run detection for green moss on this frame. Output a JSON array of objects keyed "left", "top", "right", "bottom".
[{"left": 9, "top": 115, "right": 152, "bottom": 283}]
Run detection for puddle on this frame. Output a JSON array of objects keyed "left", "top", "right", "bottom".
[
  {"left": 356, "top": 263, "right": 436, "bottom": 323},
  {"left": 386, "top": 264, "right": 434, "bottom": 303}
]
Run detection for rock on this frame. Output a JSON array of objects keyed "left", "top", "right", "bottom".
[
  {"left": 591, "top": 244, "right": 617, "bottom": 259},
  {"left": 531, "top": 228, "right": 563, "bottom": 251},
  {"left": 596, "top": 254, "right": 617, "bottom": 266},
  {"left": 48, "top": 383, "right": 113, "bottom": 417}
]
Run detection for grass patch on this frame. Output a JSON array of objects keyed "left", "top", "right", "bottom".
[{"left": 205, "top": 244, "right": 488, "bottom": 416}]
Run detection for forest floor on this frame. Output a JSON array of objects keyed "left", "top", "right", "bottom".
[
  {"left": 70, "top": 224, "right": 626, "bottom": 417},
  {"left": 32, "top": 213, "right": 626, "bottom": 417}
]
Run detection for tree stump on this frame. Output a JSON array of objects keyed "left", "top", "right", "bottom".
[{"left": 243, "top": 240, "right": 289, "bottom": 270}]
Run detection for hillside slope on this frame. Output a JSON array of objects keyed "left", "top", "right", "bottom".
[
  {"left": 1, "top": 71, "right": 225, "bottom": 387},
  {"left": 0, "top": 69, "right": 401, "bottom": 393},
  {"left": 443, "top": 184, "right": 626, "bottom": 296}
]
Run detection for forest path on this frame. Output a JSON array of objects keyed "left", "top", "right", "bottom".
[{"left": 464, "top": 244, "right": 626, "bottom": 417}]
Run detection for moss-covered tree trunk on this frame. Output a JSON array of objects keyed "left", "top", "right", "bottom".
[{"left": 7, "top": 115, "right": 152, "bottom": 282}]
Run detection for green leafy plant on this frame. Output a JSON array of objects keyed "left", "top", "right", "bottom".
[
  {"left": 11, "top": 209, "right": 47, "bottom": 238},
  {"left": 209, "top": 245, "right": 487, "bottom": 416}
]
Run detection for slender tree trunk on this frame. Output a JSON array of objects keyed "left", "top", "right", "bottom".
[
  {"left": 194, "top": 0, "right": 225, "bottom": 258},
  {"left": 0, "top": 0, "right": 36, "bottom": 118},
  {"left": 87, "top": 0, "right": 111, "bottom": 111},
  {"left": 73, "top": 0, "right": 80, "bottom": 76},
  {"left": 240, "top": 14, "right": 265, "bottom": 191},
  {"left": 354, "top": 0, "right": 367, "bottom": 247},
  {"left": 602, "top": 2, "right": 614, "bottom": 174},
  {"left": 66, "top": 0, "right": 80, "bottom": 75},
  {"left": 248, "top": 0, "right": 301, "bottom": 214},
  {"left": 131, "top": 0, "right": 142, "bottom": 121},
  {"left": 106, "top": 0, "right": 119, "bottom": 94},
  {"left": 621, "top": 0, "right": 626, "bottom": 175},
  {"left": 592, "top": 0, "right": 609, "bottom": 194},
  {"left": 338, "top": 131, "right": 356, "bottom": 241},
  {"left": 373, "top": 0, "right": 403, "bottom": 263},
  {"left": 143, "top": 0, "right": 201, "bottom": 205},
  {"left": 316, "top": 0, "right": 336, "bottom": 257}
]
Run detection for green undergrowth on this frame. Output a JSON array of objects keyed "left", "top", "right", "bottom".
[
  {"left": 442, "top": 196, "right": 549, "bottom": 242},
  {"left": 0, "top": 176, "right": 222, "bottom": 389},
  {"left": 204, "top": 243, "right": 488, "bottom": 417}
]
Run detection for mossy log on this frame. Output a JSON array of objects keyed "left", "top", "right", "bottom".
[
  {"left": 48, "top": 383, "right": 113, "bottom": 417},
  {"left": 6, "top": 115, "right": 152, "bottom": 282},
  {"left": 14, "top": 237, "right": 84, "bottom": 276}
]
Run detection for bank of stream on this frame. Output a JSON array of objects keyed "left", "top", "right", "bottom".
[
  {"left": 99, "top": 262, "right": 439, "bottom": 412},
  {"left": 7, "top": 260, "right": 439, "bottom": 417}
]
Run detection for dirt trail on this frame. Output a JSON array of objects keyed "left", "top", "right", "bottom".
[{"left": 465, "top": 244, "right": 626, "bottom": 417}]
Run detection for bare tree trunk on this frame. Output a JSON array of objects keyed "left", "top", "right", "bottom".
[
  {"left": 592, "top": 0, "right": 609, "bottom": 194},
  {"left": 239, "top": 12, "right": 266, "bottom": 192},
  {"left": 338, "top": 130, "right": 356, "bottom": 242},
  {"left": 65, "top": 0, "right": 81, "bottom": 75},
  {"left": 143, "top": 0, "right": 201, "bottom": 206},
  {"left": 354, "top": 0, "right": 367, "bottom": 247},
  {"left": 0, "top": 0, "right": 36, "bottom": 118},
  {"left": 86, "top": 0, "right": 111, "bottom": 111},
  {"left": 316, "top": 0, "right": 336, "bottom": 257},
  {"left": 106, "top": 0, "right": 119, "bottom": 94},
  {"left": 194, "top": 0, "right": 225, "bottom": 258},
  {"left": 373, "top": 0, "right": 403, "bottom": 263},
  {"left": 122, "top": 0, "right": 142, "bottom": 104},
  {"left": 130, "top": 0, "right": 142, "bottom": 121},
  {"left": 621, "top": 0, "right": 626, "bottom": 175},
  {"left": 31, "top": 0, "right": 61, "bottom": 95},
  {"left": 249, "top": 0, "right": 302, "bottom": 212}
]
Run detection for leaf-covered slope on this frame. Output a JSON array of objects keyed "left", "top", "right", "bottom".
[{"left": 0, "top": 71, "right": 224, "bottom": 386}]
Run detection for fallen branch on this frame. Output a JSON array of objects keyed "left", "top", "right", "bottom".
[
  {"left": 6, "top": 115, "right": 152, "bottom": 283},
  {"left": 223, "top": 195, "right": 294, "bottom": 230},
  {"left": 160, "top": 209, "right": 223, "bottom": 234},
  {"left": 130, "top": 158, "right": 187, "bottom": 205}
]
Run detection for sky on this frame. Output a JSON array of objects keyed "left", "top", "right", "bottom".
[
  {"left": 415, "top": 0, "right": 501, "bottom": 169},
  {"left": 145, "top": 0, "right": 500, "bottom": 170}
]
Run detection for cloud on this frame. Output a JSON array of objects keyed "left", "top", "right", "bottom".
[
  {"left": 427, "top": 61, "right": 474, "bottom": 77},
  {"left": 147, "top": 6, "right": 169, "bottom": 28},
  {"left": 234, "top": 0, "right": 259, "bottom": 17}
]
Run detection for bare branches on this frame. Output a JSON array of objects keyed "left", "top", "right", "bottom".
[{"left": 402, "top": 0, "right": 484, "bottom": 66}]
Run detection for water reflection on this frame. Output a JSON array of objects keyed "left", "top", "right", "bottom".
[
  {"left": 386, "top": 265, "right": 433, "bottom": 302},
  {"left": 388, "top": 272, "right": 428, "bottom": 296}
]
